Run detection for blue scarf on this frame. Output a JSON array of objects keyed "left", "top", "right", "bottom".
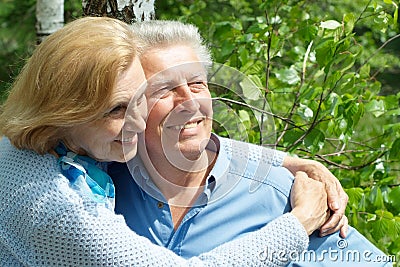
[{"left": 55, "top": 142, "right": 115, "bottom": 210}]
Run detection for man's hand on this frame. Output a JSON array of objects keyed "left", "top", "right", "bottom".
[
  {"left": 290, "top": 172, "right": 330, "bottom": 235},
  {"left": 283, "top": 156, "right": 349, "bottom": 237}
]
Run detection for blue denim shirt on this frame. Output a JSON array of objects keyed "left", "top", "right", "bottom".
[{"left": 109, "top": 135, "right": 392, "bottom": 266}]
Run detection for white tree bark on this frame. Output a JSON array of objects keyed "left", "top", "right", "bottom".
[
  {"left": 82, "top": 0, "right": 155, "bottom": 24},
  {"left": 129, "top": 0, "right": 155, "bottom": 21},
  {"left": 36, "top": 0, "right": 64, "bottom": 43}
]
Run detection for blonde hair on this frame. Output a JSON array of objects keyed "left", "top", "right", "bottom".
[{"left": 0, "top": 16, "right": 138, "bottom": 154}]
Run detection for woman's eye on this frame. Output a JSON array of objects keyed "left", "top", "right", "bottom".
[{"left": 106, "top": 105, "right": 127, "bottom": 117}]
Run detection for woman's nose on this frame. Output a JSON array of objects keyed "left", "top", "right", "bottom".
[{"left": 124, "top": 101, "right": 147, "bottom": 133}]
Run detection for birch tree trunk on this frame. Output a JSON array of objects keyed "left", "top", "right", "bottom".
[
  {"left": 36, "top": 0, "right": 64, "bottom": 43},
  {"left": 82, "top": 0, "right": 155, "bottom": 24}
]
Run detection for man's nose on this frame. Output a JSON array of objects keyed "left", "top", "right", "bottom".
[{"left": 174, "top": 84, "right": 200, "bottom": 112}]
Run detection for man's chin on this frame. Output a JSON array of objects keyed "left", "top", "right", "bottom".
[
  {"left": 122, "top": 148, "right": 138, "bottom": 162},
  {"left": 177, "top": 143, "right": 206, "bottom": 160}
]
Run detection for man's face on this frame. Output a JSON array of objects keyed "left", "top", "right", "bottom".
[{"left": 140, "top": 45, "right": 213, "bottom": 162}]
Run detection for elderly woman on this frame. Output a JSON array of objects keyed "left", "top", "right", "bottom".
[{"left": 0, "top": 17, "right": 329, "bottom": 266}]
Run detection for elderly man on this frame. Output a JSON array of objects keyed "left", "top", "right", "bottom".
[{"left": 109, "top": 20, "right": 391, "bottom": 266}]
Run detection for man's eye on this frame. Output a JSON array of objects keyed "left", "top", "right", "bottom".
[
  {"left": 151, "top": 88, "right": 171, "bottom": 99},
  {"left": 189, "top": 81, "right": 207, "bottom": 90}
]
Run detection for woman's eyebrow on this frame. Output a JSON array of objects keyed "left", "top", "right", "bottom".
[
  {"left": 133, "top": 82, "right": 148, "bottom": 99},
  {"left": 108, "top": 98, "right": 129, "bottom": 109}
]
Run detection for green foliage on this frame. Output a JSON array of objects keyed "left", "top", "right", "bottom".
[
  {"left": 0, "top": 0, "right": 36, "bottom": 101},
  {"left": 0, "top": 0, "right": 82, "bottom": 100},
  {"left": 157, "top": 0, "right": 400, "bottom": 263}
]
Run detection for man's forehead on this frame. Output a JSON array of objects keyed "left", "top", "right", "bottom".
[{"left": 147, "top": 63, "right": 207, "bottom": 84}]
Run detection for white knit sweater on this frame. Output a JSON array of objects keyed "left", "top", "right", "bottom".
[{"left": 0, "top": 138, "right": 308, "bottom": 266}]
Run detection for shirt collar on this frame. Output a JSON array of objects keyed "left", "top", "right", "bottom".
[
  {"left": 206, "top": 133, "right": 231, "bottom": 191},
  {"left": 126, "top": 155, "right": 166, "bottom": 202},
  {"left": 127, "top": 134, "right": 233, "bottom": 203}
]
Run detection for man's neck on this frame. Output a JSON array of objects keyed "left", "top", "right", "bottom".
[
  {"left": 142, "top": 147, "right": 217, "bottom": 203},
  {"left": 141, "top": 146, "right": 217, "bottom": 230}
]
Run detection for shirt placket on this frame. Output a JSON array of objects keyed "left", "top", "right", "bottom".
[{"left": 166, "top": 205, "right": 204, "bottom": 255}]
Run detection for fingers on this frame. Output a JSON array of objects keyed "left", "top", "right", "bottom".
[
  {"left": 286, "top": 158, "right": 350, "bottom": 238},
  {"left": 326, "top": 185, "right": 339, "bottom": 211},
  {"left": 319, "top": 170, "right": 349, "bottom": 239},
  {"left": 294, "top": 171, "right": 308, "bottom": 180},
  {"left": 319, "top": 182, "right": 349, "bottom": 238},
  {"left": 338, "top": 185, "right": 349, "bottom": 213},
  {"left": 290, "top": 172, "right": 329, "bottom": 235},
  {"left": 339, "top": 216, "right": 349, "bottom": 238},
  {"left": 319, "top": 213, "right": 349, "bottom": 237}
]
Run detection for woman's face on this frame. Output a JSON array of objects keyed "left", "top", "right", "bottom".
[{"left": 63, "top": 57, "right": 147, "bottom": 162}]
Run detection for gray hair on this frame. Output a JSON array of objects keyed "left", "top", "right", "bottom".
[{"left": 130, "top": 20, "right": 212, "bottom": 65}]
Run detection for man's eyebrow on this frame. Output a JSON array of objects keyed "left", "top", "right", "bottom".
[
  {"left": 187, "top": 71, "right": 207, "bottom": 79},
  {"left": 147, "top": 70, "right": 207, "bottom": 88},
  {"left": 147, "top": 79, "right": 174, "bottom": 88}
]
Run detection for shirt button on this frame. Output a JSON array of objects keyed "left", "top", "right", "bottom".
[{"left": 157, "top": 202, "right": 164, "bottom": 208}]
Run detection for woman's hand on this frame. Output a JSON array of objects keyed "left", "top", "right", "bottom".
[{"left": 283, "top": 157, "right": 349, "bottom": 237}]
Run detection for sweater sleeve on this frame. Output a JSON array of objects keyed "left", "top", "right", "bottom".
[
  {"left": 194, "top": 213, "right": 309, "bottom": 266},
  {"left": 30, "top": 201, "right": 307, "bottom": 267},
  {"left": 265, "top": 148, "right": 286, "bottom": 167}
]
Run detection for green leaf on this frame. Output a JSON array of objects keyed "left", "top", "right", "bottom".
[
  {"left": 359, "top": 64, "right": 370, "bottom": 79},
  {"left": 333, "top": 52, "right": 356, "bottom": 72},
  {"left": 189, "top": 0, "right": 206, "bottom": 12},
  {"left": 304, "top": 128, "right": 325, "bottom": 154},
  {"left": 297, "top": 25, "right": 318, "bottom": 42},
  {"left": 238, "top": 46, "right": 249, "bottom": 65},
  {"left": 238, "top": 109, "right": 251, "bottom": 128},
  {"left": 365, "top": 99, "right": 385, "bottom": 117},
  {"left": 370, "top": 186, "right": 385, "bottom": 209},
  {"left": 239, "top": 75, "right": 261, "bottom": 101},
  {"left": 315, "top": 39, "right": 335, "bottom": 67},
  {"left": 220, "top": 41, "right": 236, "bottom": 57},
  {"left": 388, "top": 186, "right": 400, "bottom": 206},
  {"left": 372, "top": 215, "right": 391, "bottom": 239},
  {"left": 274, "top": 67, "right": 300, "bottom": 85},
  {"left": 389, "top": 138, "right": 400, "bottom": 160},
  {"left": 376, "top": 209, "right": 394, "bottom": 219},
  {"left": 343, "top": 13, "right": 356, "bottom": 34},
  {"left": 346, "top": 187, "right": 364, "bottom": 209},
  {"left": 394, "top": 217, "right": 400, "bottom": 235},
  {"left": 246, "top": 23, "right": 268, "bottom": 34},
  {"left": 384, "top": 95, "right": 400, "bottom": 110},
  {"left": 320, "top": 20, "right": 342, "bottom": 30},
  {"left": 298, "top": 103, "right": 314, "bottom": 119},
  {"left": 282, "top": 129, "right": 303, "bottom": 151}
]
